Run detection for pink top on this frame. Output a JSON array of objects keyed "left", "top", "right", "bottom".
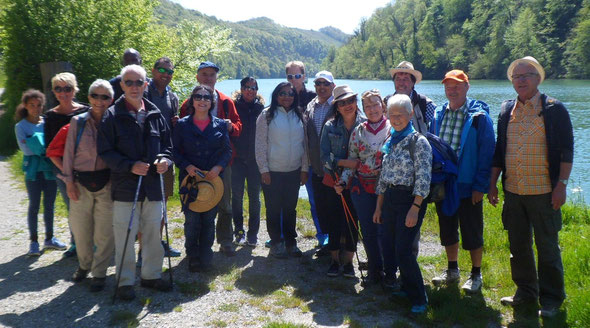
[{"left": 193, "top": 117, "right": 211, "bottom": 132}]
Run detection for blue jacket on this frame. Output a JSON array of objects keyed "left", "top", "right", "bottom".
[
  {"left": 172, "top": 115, "right": 232, "bottom": 186},
  {"left": 430, "top": 98, "right": 495, "bottom": 199},
  {"left": 320, "top": 112, "right": 365, "bottom": 177}
]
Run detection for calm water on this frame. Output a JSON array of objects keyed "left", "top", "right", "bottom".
[{"left": 216, "top": 78, "right": 590, "bottom": 203}]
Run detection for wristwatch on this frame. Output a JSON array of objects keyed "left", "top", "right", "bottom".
[{"left": 559, "top": 179, "right": 568, "bottom": 186}]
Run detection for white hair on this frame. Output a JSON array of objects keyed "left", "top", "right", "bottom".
[
  {"left": 88, "top": 79, "right": 114, "bottom": 98},
  {"left": 120, "top": 64, "right": 147, "bottom": 80},
  {"left": 387, "top": 94, "right": 413, "bottom": 115}
]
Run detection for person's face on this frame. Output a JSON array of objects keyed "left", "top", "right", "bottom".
[
  {"left": 362, "top": 97, "right": 385, "bottom": 123},
  {"left": 336, "top": 97, "right": 358, "bottom": 118},
  {"left": 151, "top": 62, "right": 174, "bottom": 88},
  {"left": 196, "top": 68, "right": 218, "bottom": 89},
  {"left": 444, "top": 80, "right": 469, "bottom": 107},
  {"left": 241, "top": 81, "right": 258, "bottom": 103},
  {"left": 393, "top": 72, "right": 415, "bottom": 96},
  {"left": 120, "top": 70, "right": 147, "bottom": 102},
  {"left": 25, "top": 98, "right": 43, "bottom": 118},
  {"left": 277, "top": 86, "right": 295, "bottom": 109},
  {"left": 123, "top": 53, "right": 141, "bottom": 66},
  {"left": 286, "top": 65, "right": 305, "bottom": 90},
  {"left": 52, "top": 81, "right": 75, "bottom": 105},
  {"left": 314, "top": 78, "right": 334, "bottom": 102},
  {"left": 192, "top": 89, "right": 213, "bottom": 114},
  {"left": 511, "top": 63, "right": 541, "bottom": 101},
  {"left": 388, "top": 105, "right": 411, "bottom": 132},
  {"left": 88, "top": 87, "right": 112, "bottom": 116}
]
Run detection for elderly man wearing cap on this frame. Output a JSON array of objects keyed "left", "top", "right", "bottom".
[
  {"left": 303, "top": 70, "right": 335, "bottom": 254},
  {"left": 180, "top": 61, "right": 242, "bottom": 257},
  {"left": 489, "top": 57, "right": 573, "bottom": 317},
  {"left": 429, "top": 69, "right": 495, "bottom": 293}
]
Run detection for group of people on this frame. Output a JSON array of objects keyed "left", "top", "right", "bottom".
[{"left": 14, "top": 50, "right": 573, "bottom": 318}]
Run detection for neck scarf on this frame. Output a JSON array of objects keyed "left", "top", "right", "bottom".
[{"left": 382, "top": 123, "right": 415, "bottom": 154}]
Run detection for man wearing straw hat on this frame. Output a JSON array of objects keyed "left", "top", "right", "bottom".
[{"left": 489, "top": 56, "right": 573, "bottom": 318}]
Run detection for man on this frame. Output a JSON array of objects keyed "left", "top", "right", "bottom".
[
  {"left": 429, "top": 70, "right": 495, "bottom": 293},
  {"left": 109, "top": 48, "right": 142, "bottom": 102},
  {"left": 303, "top": 70, "right": 335, "bottom": 254},
  {"left": 179, "top": 61, "right": 242, "bottom": 256},
  {"left": 98, "top": 64, "right": 173, "bottom": 300},
  {"left": 489, "top": 56, "right": 573, "bottom": 317}
]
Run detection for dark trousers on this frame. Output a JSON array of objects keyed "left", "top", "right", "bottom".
[
  {"left": 325, "top": 188, "right": 358, "bottom": 252},
  {"left": 503, "top": 191, "right": 565, "bottom": 307},
  {"left": 231, "top": 158, "right": 261, "bottom": 242},
  {"left": 261, "top": 169, "right": 301, "bottom": 247},
  {"left": 184, "top": 207, "right": 217, "bottom": 267},
  {"left": 310, "top": 173, "right": 332, "bottom": 237},
  {"left": 382, "top": 187, "right": 427, "bottom": 306},
  {"left": 305, "top": 168, "right": 325, "bottom": 239},
  {"left": 25, "top": 173, "right": 57, "bottom": 242},
  {"left": 216, "top": 166, "right": 233, "bottom": 247}
]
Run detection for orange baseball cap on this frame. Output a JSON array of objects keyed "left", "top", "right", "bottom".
[{"left": 441, "top": 69, "right": 469, "bottom": 84}]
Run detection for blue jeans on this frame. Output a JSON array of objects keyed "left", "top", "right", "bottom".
[
  {"left": 184, "top": 207, "right": 217, "bottom": 267},
  {"left": 304, "top": 167, "right": 325, "bottom": 241},
  {"left": 56, "top": 178, "right": 76, "bottom": 245},
  {"left": 382, "top": 187, "right": 427, "bottom": 306},
  {"left": 25, "top": 173, "right": 57, "bottom": 242},
  {"left": 231, "top": 158, "right": 261, "bottom": 242},
  {"left": 261, "top": 169, "right": 300, "bottom": 247}
]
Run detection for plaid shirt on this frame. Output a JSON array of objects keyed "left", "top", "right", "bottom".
[
  {"left": 311, "top": 97, "right": 333, "bottom": 136},
  {"left": 438, "top": 102, "right": 467, "bottom": 155}
]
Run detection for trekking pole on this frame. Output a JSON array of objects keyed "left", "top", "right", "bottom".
[
  {"left": 112, "top": 175, "right": 143, "bottom": 304},
  {"left": 157, "top": 156, "right": 174, "bottom": 287}
]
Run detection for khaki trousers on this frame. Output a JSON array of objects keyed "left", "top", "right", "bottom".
[
  {"left": 113, "top": 200, "right": 163, "bottom": 287},
  {"left": 69, "top": 182, "right": 114, "bottom": 278}
]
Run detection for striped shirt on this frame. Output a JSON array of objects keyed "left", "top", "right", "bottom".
[{"left": 438, "top": 102, "right": 467, "bottom": 155}]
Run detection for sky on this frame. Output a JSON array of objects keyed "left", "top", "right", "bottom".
[{"left": 171, "top": 0, "right": 392, "bottom": 35}]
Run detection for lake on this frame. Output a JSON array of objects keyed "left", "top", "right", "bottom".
[{"left": 215, "top": 78, "right": 590, "bottom": 204}]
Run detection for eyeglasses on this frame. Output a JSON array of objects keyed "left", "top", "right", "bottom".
[
  {"left": 314, "top": 81, "right": 332, "bottom": 87},
  {"left": 242, "top": 86, "right": 258, "bottom": 91},
  {"left": 54, "top": 86, "right": 73, "bottom": 93},
  {"left": 156, "top": 67, "right": 174, "bottom": 75},
  {"left": 278, "top": 91, "right": 295, "bottom": 97},
  {"left": 123, "top": 79, "right": 145, "bottom": 87},
  {"left": 337, "top": 97, "right": 356, "bottom": 107},
  {"left": 287, "top": 74, "right": 303, "bottom": 80},
  {"left": 90, "top": 93, "right": 111, "bottom": 100},
  {"left": 192, "top": 93, "right": 212, "bottom": 102},
  {"left": 511, "top": 72, "right": 538, "bottom": 80}
]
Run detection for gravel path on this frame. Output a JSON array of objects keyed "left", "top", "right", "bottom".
[{"left": 0, "top": 158, "right": 442, "bottom": 328}]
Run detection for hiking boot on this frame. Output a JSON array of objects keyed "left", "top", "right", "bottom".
[
  {"left": 462, "top": 274, "right": 483, "bottom": 293},
  {"left": 234, "top": 231, "right": 246, "bottom": 246},
  {"left": 117, "top": 285, "right": 136, "bottom": 301},
  {"left": 327, "top": 261, "right": 340, "bottom": 277},
  {"left": 89, "top": 277, "right": 106, "bottom": 292},
  {"left": 287, "top": 245, "right": 302, "bottom": 257},
  {"left": 269, "top": 242, "right": 288, "bottom": 259},
  {"left": 28, "top": 242, "right": 41, "bottom": 256},
  {"left": 500, "top": 294, "right": 536, "bottom": 307},
  {"left": 539, "top": 305, "right": 560, "bottom": 318},
  {"left": 220, "top": 245, "right": 236, "bottom": 257},
  {"left": 44, "top": 237, "right": 67, "bottom": 250},
  {"left": 63, "top": 244, "right": 77, "bottom": 257},
  {"left": 432, "top": 268, "right": 460, "bottom": 286},
  {"left": 140, "top": 278, "right": 172, "bottom": 292},
  {"left": 383, "top": 274, "right": 401, "bottom": 292},
  {"left": 342, "top": 263, "right": 356, "bottom": 278},
  {"left": 162, "top": 241, "right": 181, "bottom": 257},
  {"left": 72, "top": 267, "right": 88, "bottom": 282}
]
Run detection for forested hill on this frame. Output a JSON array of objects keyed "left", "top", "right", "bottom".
[
  {"left": 154, "top": 0, "right": 349, "bottom": 78},
  {"left": 325, "top": 0, "right": 590, "bottom": 80}
]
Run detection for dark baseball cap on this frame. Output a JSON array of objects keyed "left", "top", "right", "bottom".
[{"left": 198, "top": 61, "right": 219, "bottom": 72}]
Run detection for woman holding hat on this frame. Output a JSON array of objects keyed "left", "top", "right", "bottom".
[
  {"left": 320, "top": 85, "right": 365, "bottom": 278},
  {"left": 173, "top": 85, "right": 231, "bottom": 272}
]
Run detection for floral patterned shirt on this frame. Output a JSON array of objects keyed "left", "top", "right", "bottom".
[{"left": 376, "top": 132, "right": 432, "bottom": 197}]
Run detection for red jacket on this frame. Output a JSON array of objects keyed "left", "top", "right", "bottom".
[{"left": 46, "top": 124, "right": 70, "bottom": 158}]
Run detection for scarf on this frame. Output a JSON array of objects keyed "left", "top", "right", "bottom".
[{"left": 382, "top": 123, "right": 415, "bottom": 154}]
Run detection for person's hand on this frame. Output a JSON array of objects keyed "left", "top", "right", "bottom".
[
  {"left": 300, "top": 171, "right": 308, "bottom": 186},
  {"left": 224, "top": 119, "right": 233, "bottom": 132},
  {"left": 373, "top": 208, "right": 382, "bottom": 224},
  {"left": 334, "top": 184, "right": 344, "bottom": 195},
  {"left": 405, "top": 205, "right": 419, "bottom": 228},
  {"left": 66, "top": 181, "right": 80, "bottom": 202},
  {"left": 261, "top": 172, "right": 271, "bottom": 185},
  {"left": 171, "top": 115, "right": 179, "bottom": 127},
  {"left": 186, "top": 164, "right": 199, "bottom": 177},
  {"left": 472, "top": 191, "right": 484, "bottom": 205},
  {"left": 131, "top": 161, "right": 150, "bottom": 176},
  {"left": 488, "top": 184, "right": 499, "bottom": 207},
  {"left": 205, "top": 165, "right": 222, "bottom": 180},
  {"left": 551, "top": 182, "right": 567, "bottom": 210},
  {"left": 154, "top": 158, "right": 169, "bottom": 174}
]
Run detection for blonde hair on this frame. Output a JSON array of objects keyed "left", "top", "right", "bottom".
[
  {"left": 285, "top": 61, "right": 305, "bottom": 75},
  {"left": 51, "top": 72, "right": 79, "bottom": 93},
  {"left": 361, "top": 89, "right": 384, "bottom": 107}
]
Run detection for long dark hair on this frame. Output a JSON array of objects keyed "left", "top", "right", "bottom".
[
  {"left": 186, "top": 85, "right": 217, "bottom": 116},
  {"left": 15, "top": 89, "right": 45, "bottom": 121},
  {"left": 267, "top": 82, "right": 301, "bottom": 123}
]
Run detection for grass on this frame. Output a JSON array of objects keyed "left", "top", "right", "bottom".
[{"left": 110, "top": 310, "right": 139, "bottom": 327}]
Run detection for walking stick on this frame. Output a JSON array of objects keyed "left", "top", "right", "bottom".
[
  {"left": 157, "top": 156, "right": 174, "bottom": 287},
  {"left": 112, "top": 175, "right": 143, "bottom": 304}
]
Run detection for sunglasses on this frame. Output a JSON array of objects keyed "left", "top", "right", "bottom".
[
  {"left": 278, "top": 91, "right": 295, "bottom": 97},
  {"left": 54, "top": 86, "right": 73, "bottom": 93},
  {"left": 287, "top": 74, "right": 303, "bottom": 80},
  {"left": 192, "top": 93, "right": 213, "bottom": 102},
  {"left": 90, "top": 93, "right": 111, "bottom": 100},
  {"left": 511, "top": 72, "right": 538, "bottom": 80},
  {"left": 337, "top": 97, "right": 356, "bottom": 107},
  {"left": 156, "top": 67, "right": 174, "bottom": 75},
  {"left": 314, "top": 81, "right": 332, "bottom": 87},
  {"left": 242, "top": 86, "right": 258, "bottom": 91},
  {"left": 123, "top": 79, "right": 145, "bottom": 87}
]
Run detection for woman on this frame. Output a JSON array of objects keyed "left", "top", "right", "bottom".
[
  {"left": 320, "top": 85, "right": 364, "bottom": 278},
  {"left": 339, "top": 89, "right": 391, "bottom": 285},
  {"left": 14, "top": 89, "right": 62, "bottom": 255},
  {"left": 231, "top": 77, "right": 265, "bottom": 246},
  {"left": 173, "top": 85, "right": 231, "bottom": 272},
  {"left": 373, "top": 94, "right": 431, "bottom": 314},
  {"left": 61, "top": 80, "right": 114, "bottom": 292},
  {"left": 45, "top": 72, "right": 88, "bottom": 256},
  {"left": 255, "top": 82, "right": 308, "bottom": 259}
]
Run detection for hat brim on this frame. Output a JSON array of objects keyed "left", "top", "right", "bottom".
[
  {"left": 180, "top": 173, "right": 224, "bottom": 212},
  {"left": 389, "top": 68, "right": 422, "bottom": 84},
  {"left": 334, "top": 92, "right": 358, "bottom": 102},
  {"left": 441, "top": 76, "right": 468, "bottom": 84},
  {"left": 507, "top": 58, "right": 545, "bottom": 83}
]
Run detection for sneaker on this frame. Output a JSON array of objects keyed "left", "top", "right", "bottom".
[
  {"left": 162, "top": 241, "right": 181, "bottom": 257},
  {"left": 117, "top": 285, "right": 136, "bottom": 301},
  {"left": 432, "top": 268, "right": 460, "bottom": 286},
  {"left": 539, "top": 305, "right": 560, "bottom": 318},
  {"left": 264, "top": 239, "right": 272, "bottom": 248},
  {"left": 72, "top": 267, "right": 88, "bottom": 282},
  {"left": 220, "top": 245, "right": 236, "bottom": 257},
  {"left": 500, "top": 294, "right": 536, "bottom": 307},
  {"left": 246, "top": 239, "right": 258, "bottom": 247},
  {"left": 63, "top": 244, "right": 77, "bottom": 257},
  {"left": 234, "top": 231, "right": 246, "bottom": 246},
  {"left": 462, "top": 274, "right": 483, "bottom": 293},
  {"left": 287, "top": 245, "right": 302, "bottom": 257},
  {"left": 342, "top": 263, "right": 356, "bottom": 278},
  {"left": 43, "top": 237, "right": 67, "bottom": 250},
  {"left": 140, "top": 278, "right": 172, "bottom": 292},
  {"left": 89, "top": 277, "right": 106, "bottom": 292},
  {"left": 27, "top": 242, "right": 41, "bottom": 256},
  {"left": 269, "top": 242, "right": 288, "bottom": 259},
  {"left": 327, "top": 261, "right": 340, "bottom": 277},
  {"left": 383, "top": 274, "right": 401, "bottom": 292},
  {"left": 410, "top": 304, "right": 427, "bottom": 314}
]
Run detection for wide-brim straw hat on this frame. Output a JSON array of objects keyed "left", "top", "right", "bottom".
[
  {"left": 332, "top": 85, "right": 357, "bottom": 103},
  {"left": 180, "top": 172, "right": 224, "bottom": 213},
  {"left": 389, "top": 61, "right": 423, "bottom": 84},
  {"left": 507, "top": 56, "right": 545, "bottom": 84}
]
